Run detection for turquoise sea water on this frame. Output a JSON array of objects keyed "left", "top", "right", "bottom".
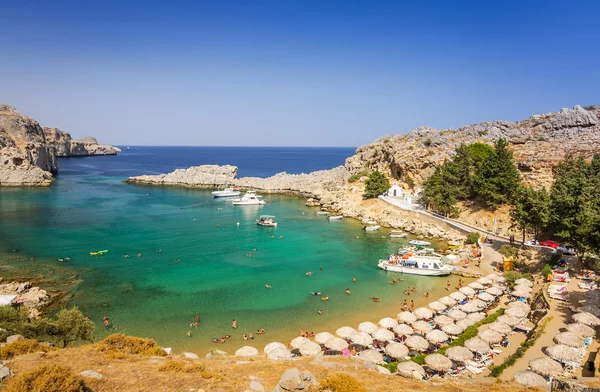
[{"left": 0, "top": 147, "right": 457, "bottom": 353}]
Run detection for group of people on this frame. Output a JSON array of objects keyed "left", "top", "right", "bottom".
[{"left": 300, "top": 328, "right": 314, "bottom": 338}]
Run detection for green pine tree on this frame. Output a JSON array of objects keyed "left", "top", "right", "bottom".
[{"left": 364, "top": 170, "right": 390, "bottom": 198}]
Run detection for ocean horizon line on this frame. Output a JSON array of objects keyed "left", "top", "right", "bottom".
[{"left": 113, "top": 145, "right": 358, "bottom": 149}]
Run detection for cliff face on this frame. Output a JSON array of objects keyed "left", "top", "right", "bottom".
[
  {"left": 0, "top": 104, "right": 120, "bottom": 186},
  {"left": 345, "top": 105, "right": 600, "bottom": 189}
]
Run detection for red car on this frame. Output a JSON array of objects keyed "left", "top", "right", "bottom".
[{"left": 539, "top": 240, "right": 560, "bottom": 249}]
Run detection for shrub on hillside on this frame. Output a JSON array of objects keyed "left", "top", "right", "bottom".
[
  {"left": 498, "top": 244, "right": 519, "bottom": 259},
  {"left": 320, "top": 374, "right": 367, "bottom": 392},
  {"left": 503, "top": 271, "right": 533, "bottom": 288},
  {"left": 4, "top": 364, "right": 87, "bottom": 392},
  {"left": 364, "top": 171, "right": 390, "bottom": 198},
  {"left": 348, "top": 170, "right": 368, "bottom": 183},
  {"left": 466, "top": 232, "right": 481, "bottom": 245},
  {"left": 0, "top": 339, "right": 54, "bottom": 360},
  {"left": 96, "top": 334, "right": 166, "bottom": 356}
]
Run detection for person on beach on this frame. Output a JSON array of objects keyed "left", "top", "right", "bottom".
[
  {"left": 196, "top": 314, "right": 200, "bottom": 322},
  {"left": 403, "top": 289, "right": 408, "bottom": 295},
  {"left": 412, "top": 287, "right": 416, "bottom": 293},
  {"left": 243, "top": 334, "right": 248, "bottom": 340},
  {"left": 402, "top": 299, "right": 408, "bottom": 311},
  {"left": 104, "top": 319, "right": 110, "bottom": 328},
  {"left": 410, "top": 300, "right": 415, "bottom": 311},
  {"left": 458, "top": 279, "right": 463, "bottom": 288},
  {"left": 446, "top": 280, "right": 451, "bottom": 291},
  {"left": 318, "top": 309, "right": 323, "bottom": 315},
  {"left": 257, "top": 329, "right": 265, "bottom": 334},
  {"left": 187, "top": 330, "right": 191, "bottom": 338},
  {"left": 249, "top": 333, "right": 254, "bottom": 340},
  {"left": 345, "top": 288, "right": 351, "bottom": 295},
  {"left": 425, "top": 292, "right": 430, "bottom": 298},
  {"left": 232, "top": 319, "right": 237, "bottom": 329},
  {"left": 300, "top": 328, "right": 306, "bottom": 337}
]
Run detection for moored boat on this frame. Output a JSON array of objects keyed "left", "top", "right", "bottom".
[
  {"left": 328, "top": 216, "right": 343, "bottom": 221},
  {"left": 256, "top": 215, "right": 277, "bottom": 227},
  {"left": 212, "top": 187, "right": 241, "bottom": 198},
  {"left": 232, "top": 191, "right": 266, "bottom": 205},
  {"left": 363, "top": 225, "right": 381, "bottom": 232},
  {"left": 408, "top": 240, "right": 431, "bottom": 247},
  {"left": 315, "top": 211, "right": 329, "bottom": 215},
  {"left": 377, "top": 253, "right": 455, "bottom": 276},
  {"left": 389, "top": 230, "right": 407, "bottom": 238}
]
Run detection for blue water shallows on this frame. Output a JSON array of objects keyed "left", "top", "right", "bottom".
[{"left": 0, "top": 147, "right": 454, "bottom": 352}]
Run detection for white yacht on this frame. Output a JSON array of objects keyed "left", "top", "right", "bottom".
[
  {"left": 231, "top": 191, "right": 266, "bottom": 205},
  {"left": 211, "top": 187, "right": 241, "bottom": 198},
  {"left": 377, "top": 254, "right": 455, "bottom": 276}
]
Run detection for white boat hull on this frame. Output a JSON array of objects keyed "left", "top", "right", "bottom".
[
  {"left": 389, "top": 234, "right": 408, "bottom": 238},
  {"left": 364, "top": 225, "right": 381, "bottom": 232},
  {"left": 213, "top": 192, "right": 240, "bottom": 198},
  {"left": 377, "top": 260, "right": 453, "bottom": 276},
  {"left": 328, "top": 216, "right": 343, "bottom": 221},
  {"left": 232, "top": 200, "right": 265, "bottom": 205}
]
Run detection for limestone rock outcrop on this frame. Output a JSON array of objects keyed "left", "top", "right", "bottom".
[{"left": 43, "top": 128, "right": 121, "bottom": 157}]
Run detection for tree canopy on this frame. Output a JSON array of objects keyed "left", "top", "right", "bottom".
[{"left": 364, "top": 170, "right": 390, "bottom": 198}]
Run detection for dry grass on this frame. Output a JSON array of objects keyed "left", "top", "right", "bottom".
[
  {"left": 3, "top": 364, "right": 87, "bottom": 392},
  {"left": 94, "top": 334, "right": 166, "bottom": 357},
  {"left": 158, "top": 360, "right": 216, "bottom": 379},
  {"left": 0, "top": 340, "right": 54, "bottom": 360},
  {"left": 320, "top": 373, "right": 367, "bottom": 392}
]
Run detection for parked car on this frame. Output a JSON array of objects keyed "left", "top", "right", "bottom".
[
  {"left": 539, "top": 240, "right": 560, "bottom": 249},
  {"left": 556, "top": 244, "right": 576, "bottom": 255}
]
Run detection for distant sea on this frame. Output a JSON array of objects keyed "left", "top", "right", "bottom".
[{"left": 0, "top": 146, "right": 458, "bottom": 353}]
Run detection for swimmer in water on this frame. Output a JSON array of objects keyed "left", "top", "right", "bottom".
[
  {"left": 345, "top": 288, "right": 351, "bottom": 295},
  {"left": 321, "top": 297, "right": 329, "bottom": 301},
  {"left": 320, "top": 266, "right": 324, "bottom": 271},
  {"left": 311, "top": 292, "right": 322, "bottom": 296},
  {"left": 232, "top": 319, "right": 237, "bottom": 329},
  {"left": 352, "top": 277, "right": 357, "bottom": 283},
  {"left": 137, "top": 253, "right": 142, "bottom": 257},
  {"left": 372, "top": 297, "right": 380, "bottom": 302},
  {"left": 318, "top": 309, "right": 323, "bottom": 315},
  {"left": 306, "top": 272, "right": 312, "bottom": 277},
  {"left": 265, "top": 284, "right": 272, "bottom": 289}
]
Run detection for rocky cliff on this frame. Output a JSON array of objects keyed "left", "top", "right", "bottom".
[{"left": 0, "top": 104, "right": 120, "bottom": 186}]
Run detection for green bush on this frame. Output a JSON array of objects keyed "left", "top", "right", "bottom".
[
  {"left": 348, "top": 170, "right": 368, "bottom": 183},
  {"left": 364, "top": 170, "right": 390, "bottom": 198},
  {"left": 466, "top": 232, "right": 481, "bottom": 245},
  {"left": 541, "top": 264, "right": 552, "bottom": 280},
  {"left": 423, "top": 138, "right": 432, "bottom": 147},
  {"left": 498, "top": 244, "right": 519, "bottom": 258}
]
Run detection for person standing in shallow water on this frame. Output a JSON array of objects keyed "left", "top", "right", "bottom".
[{"left": 232, "top": 319, "right": 237, "bottom": 329}]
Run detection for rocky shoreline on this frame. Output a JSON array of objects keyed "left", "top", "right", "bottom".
[{"left": 0, "top": 280, "right": 50, "bottom": 319}]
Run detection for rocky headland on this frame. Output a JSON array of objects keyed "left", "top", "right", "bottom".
[{"left": 0, "top": 104, "right": 120, "bottom": 187}]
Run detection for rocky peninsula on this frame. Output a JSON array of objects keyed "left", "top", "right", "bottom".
[{"left": 0, "top": 104, "right": 120, "bottom": 187}]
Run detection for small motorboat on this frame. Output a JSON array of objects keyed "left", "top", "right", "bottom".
[
  {"left": 388, "top": 230, "right": 407, "bottom": 238},
  {"left": 363, "top": 225, "right": 381, "bottom": 232},
  {"left": 315, "top": 211, "right": 329, "bottom": 215},
  {"left": 256, "top": 215, "right": 277, "bottom": 227},
  {"left": 409, "top": 240, "right": 431, "bottom": 247},
  {"left": 212, "top": 187, "right": 241, "bottom": 198},
  {"left": 328, "top": 216, "right": 343, "bottom": 221},
  {"left": 232, "top": 191, "right": 266, "bottom": 205}
]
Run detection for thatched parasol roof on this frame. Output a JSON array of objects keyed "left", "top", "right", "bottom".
[
  {"left": 478, "top": 292, "right": 496, "bottom": 302},
  {"left": 460, "top": 301, "right": 482, "bottom": 313},
  {"left": 414, "top": 307, "right": 434, "bottom": 320},
  {"left": 529, "top": 357, "right": 563, "bottom": 376},
  {"left": 428, "top": 301, "right": 447, "bottom": 313},
  {"left": 351, "top": 332, "right": 373, "bottom": 346},
  {"left": 485, "top": 287, "right": 504, "bottom": 296},
  {"left": 397, "top": 361, "right": 425, "bottom": 379},
  {"left": 583, "top": 290, "right": 600, "bottom": 300},
  {"left": 358, "top": 349, "right": 384, "bottom": 363},
  {"left": 545, "top": 344, "right": 584, "bottom": 363},
  {"left": 371, "top": 328, "right": 394, "bottom": 341},
  {"left": 393, "top": 323, "right": 414, "bottom": 336},
  {"left": 299, "top": 341, "right": 322, "bottom": 357},
  {"left": 511, "top": 290, "right": 532, "bottom": 299},
  {"left": 456, "top": 318, "right": 476, "bottom": 330},
  {"left": 405, "top": 335, "right": 429, "bottom": 351},
  {"left": 385, "top": 342, "right": 409, "bottom": 359},
  {"left": 477, "top": 277, "right": 492, "bottom": 285},
  {"left": 378, "top": 317, "right": 398, "bottom": 329},
  {"left": 426, "top": 329, "right": 449, "bottom": 343},
  {"left": 488, "top": 322, "right": 512, "bottom": 335},
  {"left": 450, "top": 291, "right": 467, "bottom": 301},
  {"left": 467, "top": 312, "right": 485, "bottom": 322},
  {"left": 425, "top": 353, "right": 453, "bottom": 371},
  {"left": 508, "top": 301, "right": 531, "bottom": 311},
  {"left": 573, "top": 312, "right": 600, "bottom": 326},
  {"left": 398, "top": 311, "right": 417, "bottom": 324},
  {"left": 358, "top": 321, "right": 378, "bottom": 334},
  {"left": 434, "top": 315, "right": 455, "bottom": 326},
  {"left": 324, "top": 337, "right": 349, "bottom": 351},
  {"left": 513, "top": 284, "right": 533, "bottom": 293},
  {"left": 566, "top": 323, "right": 596, "bottom": 338},
  {"left": 412, "top": 320, "right": 434, "bottom": 333},
  {"left": 314, "top": 332, "right": 334, "bottom": 344},
  {"left": 514, "top": 371, "right": 548, "bottom": 388},
  {"left": 554, "top": 331, "right": 584, "bottom": 348},
  {"left": 235, "top": 346, "right": 259, "bottom": 357},
  {"left": 442, "top": 323, "right": 464, "bottom": 336},
  {"left": 578, "top": 306, "right": 600, "bottom": 317},
  {"left": 468, "top": 282, "right": 485, "bottom": 290},
  {"left": 496, "top": 315, "right": 520, "bottom": 327},
  {"left": 488, "top": 274, "right": 505, "bottom": 283},
  {"left": 264, "top": 342, "right": 286, "bottom": 354},
  {"left": 464, "top": 337, "right": 490, "bottom": 353},
  {"left": 267, "top": 347, "right": 292, "bottom": 360},
  {"left": 447, "top": 309, "right": 467, "bottom": 321},
  {"left": 478, "top": 329, "right": 503, "bottom": 343},
  {"left": 290, "top": 336, "right": 311, "bottom": 349},
  {"left": 515, "top": 277, "right": 533, "bottom": 287},
  {"left": 439, "top": 296, "right": 457, "bottom": 307},
  {"left": 336, "top": 326, "right": 357, "bottom": 339},
  {"left": 505, "top": 307, "right": 529, "bottom": 319},
  {"left": 459, "top": 287, "right": 476, "bottom": 296},
  {"left": 446, "top": 346, "right": 473, "bottom": 362}
]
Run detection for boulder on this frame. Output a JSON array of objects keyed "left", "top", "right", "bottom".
[
  {"left": 271, "top": 368, "right": 319, "bottom": 392},
  {"left": 249, "top": 380, "right": 265, "bottom": 392},
  {"left": 6, "top": 334, "right": 24, "bottom": 344},
  {"left": 0, "top": 365, "right": 12, "bottom": 380},
  {"left": 79, "top": 370, "right": 103, "bottom": 380},
  {"left": 183, "top": 352, "right": 199, "bottom": 359},
  {"left": 161, "top": 347, "right": 172, "bottom": 355},
  {"left": 376, "top": 366, "right": 392, "bottom": 375}
]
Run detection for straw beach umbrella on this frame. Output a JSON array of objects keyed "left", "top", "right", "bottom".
[
  {"left": 457, "top": 318, "right": 475, "bottom": 330},
  {"left": 299, "top": 342, "right": 321, "bottom": 357},
  {"left": 446, "top": 346, "right": 473, "bottom": 362},
  {"left": 488, "top": 274, "right": 505, "bottom": 283},
  {"left": 314, "top": 332, "right": 334, "bottom": 344},
  {"left": 426, "top": 329, "right": 449, "bottom": 344},
  {"left": 477, "top": 277, "right": 492, "bottom": 285},
  {"left": 428, "top": 301, "right": 447, "bottom": 313},
  {"left": 579, "top": 305, "right": 600, "bottom": 317},
  {"left": 468, "top": 282, "right": 484, "bottom": 290},
  {"left": 529, "top": 357, "right": 563, "bottom": 377},
  {"left": 439, "top": 296, "right": 457, "bottom": 307},
  {"left": 405, "top": 335, "right": 429, "bottom": 351},
  {"left": 515, "top": 278, "right": 533, "bottom": 287},
  {"left": 496, "top": 316, "right": 520, "bottom": 327},
  {"left": 545, "top": 344, "right": 583, "bottom": 363},
  {"left": 514, "top": 371, "right": 548, "bottom": 388},
  {"left": 511, "top": 289, "right": 531, "bottom": 299},
  {"left": 450, "top": 291, "right": 467, "bottom": 301},
  {"left": 351, "top": 332, "right": 373, "bottom": 346},
  {"left": 358, "top": 321, "right": 378, "bottom": 334},
  {"left": 393, "top": 323, "right": 414, "bottom": 336},
  {"left": 465, "top": 337, "right": 490, "bottom": 353},
  {"left": 378, "top": 317, "right": 398, "bottom": 329},
  {"left": 478, "top": 292, "right": 495, "bottom": 302},
  {"left": 442, "top": 323, "right": 464, "bottom": 336},
  {"left": 566, "top": 323, "right": 596, "bottom": 338},
  {"left": 414, "top": 307, "right": 433, "bottom": 320},
  {"left": 467, "top": 312, "right": 485, "bottom": 322},
  {"left": 459, "top": 287, "right": 476, "bottom": 296},
  {"left": 514, "top": 284, "right": 532, "bottom": 293},
  {"left": 358, "top": 349, "right": 384, "bottom": 363},
  {"left": 325, "top": 337, "right": 348, "bottom": 351},
  {"left": 371, "top": 328, "right": 394, "bottom": 341},
  {"left": 385, "top": 342, "right": 409, "bottom": 359},
  {"left": 397, "top": 361, "right": 425, "bottom": 379},
  {"left": 488, "top": 322, "right": 512, "bottom": 335},
  {"left": 508, "top": 301, "right": 531, "bottom": 311},
  {"left": 235, "top": 346, "right": 259, "bottom": 357},
  {"left": 573, "top": 312, "right": 600, "bottom": 326},
  {"left": 398, "top": 311, "right": 417, "bottom": 324},
  {"left": 554, "top": 332, "right": 584, "bottom": 348},
  {"left": 505, "top": 307, "right": 529, "bottom": 319},
  {"left": 478, "top": 329, "right": 503, "bottom": 343},
  {"left": 425, "top": 353, "right": 453, "bottom": 372},
  {"left": 264, "top": 342, "right": 286, "bottom": 355},
  {"left": 447, "top": 309, "right": 467, "bottom": 321},
  {"left": 434, "top": 315, "right": 455, "bottom": 326},
  {"left": 290, "top": 336, "right": 311, "bottom": 349},
  {"left": 486, "top": 287, "right": 503, "bottom": 296},
  {"left": 460, "top": 302, "right": 481, "bottom": 313},
  {"left": 267, "top": 347, "right": 292, "bottom": 360},
  {"left": 493, "top": 283, "right": 508, "bottom": 291},
  {"left": 336, "top": 326, "right": 357, "bottom": 339},
  {"left": 412, "top": 320, "right": 433, "bottom": 333}
]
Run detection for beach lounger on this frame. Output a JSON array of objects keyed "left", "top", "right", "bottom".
[
  {"left": 466, "top": 365, "right": 483, "bottom": 374},
  {"left": 514, "top": 324, "right": 532, "bottom": 333}
]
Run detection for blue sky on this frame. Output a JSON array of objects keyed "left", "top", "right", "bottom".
[{"left": 1, "top": 0, "right": 599, "bottom": 146}]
